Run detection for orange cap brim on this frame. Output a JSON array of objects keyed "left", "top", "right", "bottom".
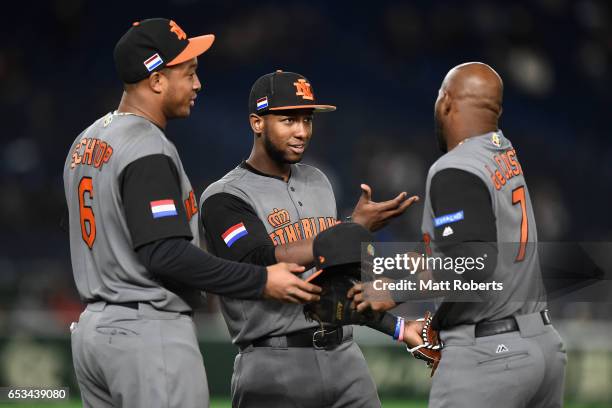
[
  {"left": 268, "top": 105, "right": 337, "bottom": 112},
  {"left": 167, "top": 34, "right": 215, "bottom": 66}
]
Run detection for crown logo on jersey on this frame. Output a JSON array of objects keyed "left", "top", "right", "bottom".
[
  {"left": 491, "top": 132, "right": 501, "bottom": 147},
  {"left": 267, "top": 208, "right": 291, "bottom": 228}
]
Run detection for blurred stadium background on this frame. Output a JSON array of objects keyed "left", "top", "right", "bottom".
[{"left": 1, "top": 0, "right": 611, "bottom": 406}]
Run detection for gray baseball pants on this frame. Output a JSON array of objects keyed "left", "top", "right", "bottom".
[
  {"left": 429, "top": 311, "right": 567, "bottom": 408},
  {"left": 231, "top": 328, "right": 380, "bottom": 408},
  {"left": 70, "top": 301, "right": 209, "bottom": 408}
]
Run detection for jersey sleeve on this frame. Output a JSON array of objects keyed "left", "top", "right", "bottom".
[
  {"left": 120, "top": 154, "right": 192, "bottom": 249},
  {"left": 201, "top": 192, "right": 276, "bottom": 264},
  {"left": 430, "top": 168, "right": 497, "bottom": 244},
  {"left": 137, "top": 237, "right": 267, "bottom": 300},
  {"left": 429, "top": 168, "right": 498, "bottom": 283}
]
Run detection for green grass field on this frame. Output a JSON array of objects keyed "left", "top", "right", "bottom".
[{"left": 5, "top": 399, "right": 610, "bottom": 408}]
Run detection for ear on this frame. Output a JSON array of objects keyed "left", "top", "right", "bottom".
[
  {"left": 148, "top": 71, "right": 165, "bottom": 94},
  {"left": 249, "top": 114, "right": 264, "bottom": 134},
  {"left": 440, "top": 90, "right": 452, "bottom": 115}
]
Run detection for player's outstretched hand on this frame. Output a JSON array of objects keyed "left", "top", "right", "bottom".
[
  {"left": 263, "top": 262, "right": 322, "bottom": 304},
  {"left": 403, "top": 319, "right": 425, "bottom": 349},
  {"left": 347, "top": 282, "right": 397, "bottom": 313},
  {"left": 351, "top": 184, "right": 419, "bottom": 232}
]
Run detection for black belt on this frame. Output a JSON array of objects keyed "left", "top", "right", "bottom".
[
  {"left": 475, "top": 310, "right": 551, "bottom": 338},
  {"left": 102, "top": 301, "right": 193, "bottom": 317},
  {"left": 243, "top": 326, "right": 351, "bottom": 351}
]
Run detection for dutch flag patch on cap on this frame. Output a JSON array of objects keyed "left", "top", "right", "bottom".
[
  {"left": 144, "top": 53, "right": 164, "bottom": 72},
  {"left": 256, "top": 97, "right": 269, "bottom": 111}
]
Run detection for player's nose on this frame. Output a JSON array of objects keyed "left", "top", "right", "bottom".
[
  {"left": 293, "top": 122, "right": 309, "bottom": 139},
  {"left": 193, "top": 73, "right": 202, "bottom": 92}
]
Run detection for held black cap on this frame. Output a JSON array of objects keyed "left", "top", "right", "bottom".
[
  {"left": 248, "top": 70, "right": 336, "bottom": 115},
  {"left": 307, "top": 222, "right": 373, "bottom": 283},
  {"left": 313, "top": 222, "right": 372, "bottom": 267},
  {"left": 114, "top": 18, "right": 215, "bottom": 84}
]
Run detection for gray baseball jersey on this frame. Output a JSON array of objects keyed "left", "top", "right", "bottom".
[
  {"left": 200, "top": 161, "right": 380, "bottom": 408},
  {"left": 200, "top": 162, "right": 338, "bottom": 345},
  {"left": 64, "top": 111, "right": 212, "bottom": 408},
  {"left": 63, "top": 111, "right": 201, "bottom": 312},
  {"left": 421, "top": 131, "right": 566, "bottom": 408},
  {"left": 421, "top": 130, "right": 547, "bottom": 326}
]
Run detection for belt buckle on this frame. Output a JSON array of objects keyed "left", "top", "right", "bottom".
[
  {"left": 313, "top": 328, "right": 328, "bottom": 350},
  {"left": 540, "top": 309, "right": 551, "bottom": 325},
  {"left": 313, "top": 327, "right": 342, "bottom": 350}
]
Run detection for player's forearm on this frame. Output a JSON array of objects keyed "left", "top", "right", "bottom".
[
  {"left": 364, "top": 312, "right": 398, "bottom": 337},
  {"left": 274, "top": 238, "right": 315, "bottom": 269},
  {"left": 240, "top": 245, "right": 277, "bottom": 266},
  {"left": 137, "top": 238, "right": 267, "bottom": 299}
]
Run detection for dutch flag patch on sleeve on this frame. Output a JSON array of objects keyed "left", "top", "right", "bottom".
[
  {"left": 150, "top": 199, "right": 178, "bottom": 218},
  {"left": 222, "top": 222, "right": 248, "bottom": 247}
]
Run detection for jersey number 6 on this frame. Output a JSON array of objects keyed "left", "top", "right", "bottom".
[
  {"left": 511, "top": 186, "right": 528, "bottom": 262},
  {"left": 78, "top": 177, "right": 96, "bottom": 249}
]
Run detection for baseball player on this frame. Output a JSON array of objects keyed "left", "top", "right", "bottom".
[
  {"left": 63, "top": 20, "right": 321, "bottom": 408},
  {"left": 351, "top": 62, "right": 567, "bottom": 407},
  {"left": 199, "top": 70, "right": 418, "bottom": 407}
]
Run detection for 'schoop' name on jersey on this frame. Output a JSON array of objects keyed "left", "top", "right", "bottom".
[{"left": 70, "top": 137, "right": 114, "bottom": 170}]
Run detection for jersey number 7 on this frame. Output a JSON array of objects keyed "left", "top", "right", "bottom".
[
  {"left": 78, "top": 177, "right": 96, "bottom": 249},
  {"left": 511, "top": 186, "right": 528, "bottom": 262}
]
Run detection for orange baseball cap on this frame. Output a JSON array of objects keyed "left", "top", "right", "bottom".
[{"left": 114, "top": 18, "right": 214, "bottom": 83}]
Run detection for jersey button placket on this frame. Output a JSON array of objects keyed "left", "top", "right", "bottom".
[{"left": 287, "top": 184, "right": 304, "bottom": 217}]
